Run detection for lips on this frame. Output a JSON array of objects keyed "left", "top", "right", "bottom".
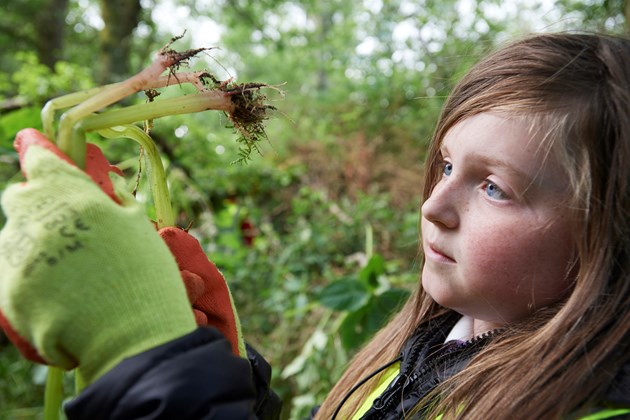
[{"left": 425, "top": 242, "right": 456, "bottom": 263}]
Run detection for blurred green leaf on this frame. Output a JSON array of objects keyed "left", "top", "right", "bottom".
[
  {"left": 337, "top": 287, "right": 410, "bottom": 351},
  {"left": 318, "top": 277, "right": 370, "bottom": 311},
  {"left": 372, "top": 288, "right": 411, "bottom": 317},
  {"left": 0, "top": 107, "right": 42, "bottom": 147},
  {"left": 358, "top": 254, "right": 386, "bottom": 289}
]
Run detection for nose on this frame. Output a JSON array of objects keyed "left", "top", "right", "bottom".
[{"left": 421, "top": 180, "right": 459, "bottom": 229}]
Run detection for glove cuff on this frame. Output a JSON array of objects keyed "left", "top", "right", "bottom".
[{"left": 0, "top": 309, "right": 47, "bottom": 364}]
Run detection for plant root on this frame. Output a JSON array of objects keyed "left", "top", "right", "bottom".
[{"left": 221, "top": 82, "right": 278, "bottom": 163}]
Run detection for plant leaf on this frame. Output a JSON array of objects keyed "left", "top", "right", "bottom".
[
  {"left": 337, "top": 288, "right": 411, "bottom": 351},
  {"left": 358, "top": 254, "right": 386, "bottom": 289},
  {"left": 317, "top": 278, "right": 370, "bottom": 311}
]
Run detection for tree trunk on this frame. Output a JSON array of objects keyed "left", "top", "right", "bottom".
[
  {"left": 316, "top": 10, "right": 332, "bottom": 92},
  {"left": 98, "top": 0, "right": 142, "bottom": 83},
  {"left": 35, "top": 0, "right": 69, "bottom": 69}
]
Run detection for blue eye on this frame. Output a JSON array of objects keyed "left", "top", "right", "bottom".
[
  {"left": 484, "top": 181, "right": 507, "bottom": 200},
  {"left": 443, "top": 162, "right": 453, "bottom": 176}
]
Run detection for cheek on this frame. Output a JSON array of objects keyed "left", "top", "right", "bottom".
[
  {"left": 463, "top": 222, "right": 574, "bottom": 312},
  {"left": 465, "top": 228, "right": 537, "bottom": 275},
  {"left": 463, "top": 233, "right": 530, "bottom": 293}
]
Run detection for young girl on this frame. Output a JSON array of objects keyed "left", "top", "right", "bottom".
[
  {"left": 314, "top": 33, "right": 630, "bottom": 419},
  {"left": 1, "top": 32, "right": 629, "bottom": 419}
]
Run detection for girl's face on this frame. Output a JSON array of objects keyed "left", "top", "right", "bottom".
[{"left": 421, "top": 113, "right": 576, "bottom": 330}]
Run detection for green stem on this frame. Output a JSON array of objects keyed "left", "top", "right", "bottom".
[
  {"left": 42, "top": 84, "right": 113, "bottom": 140},
  {"left": 44, "top": 367, "right": 63, "bottom": 420},
  {"left": 57, "top": 53, "right": 179, "bottom": 166},
  {"left": 41, "top": 72, "right": 210, "bottom": 141},
  {"left": 79, "top": 90, "right": 232, "bottom": 132},
  {"left": 75, "top": 368, "right": 87, "bottom": 394},
  {"left": 365, "top": 223, "right": 374, "bottom": 259},
  {"left": 98, "top": 125, "right": 175, "bottom": 228}
]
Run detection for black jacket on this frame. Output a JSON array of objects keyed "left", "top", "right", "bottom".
[
  {"left": 349, "top": 312, "right": 630, "bottom": 419},
  {"left": 66, "top": 317, "right": 630, "bottom": 419},
  {"left": 330, "top": 312, "right": 494, "bottom": 419},
  {"left": 65, "top": 327, "right": 281, "bottom": 419}
]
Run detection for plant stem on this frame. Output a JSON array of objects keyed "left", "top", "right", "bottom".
[
  {"left": 56, "top": 51, "right": 197, "bottom": 166},
  {"left": 42, "top": 85, "right": 110, "bottom": 140},
  {"left": 98, "top": 125, "right": 175, "bottom": 228},
  {"left": 75, "top": 369, "right": 87, "bottom": 394},
  {"left": 41, "top": 72, "right": 211, "bottom": 140},
  {"left": 44, "top": 367, "right": 63, "bottom": 420},
  {"left": 79, "top": 90, "right": 233, "bottom": 133},
  {"left": 365, "top": 223, "right": 374, "bottom": 259}
]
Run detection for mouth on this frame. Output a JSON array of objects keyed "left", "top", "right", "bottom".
[{"left": 425, "top": 242, "right": 456, "bottom": 263}]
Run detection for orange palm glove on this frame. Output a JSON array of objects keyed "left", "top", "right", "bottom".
[{"left": 159, "top": 227, "right": 245, "bottom": 357}]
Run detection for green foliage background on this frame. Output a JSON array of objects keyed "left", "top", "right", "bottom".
[{"left": 0, "top": 0, "right": 627, "bottom": 418}]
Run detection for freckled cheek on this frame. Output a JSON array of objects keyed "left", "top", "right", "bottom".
[
  {"left": 463, "top": 225, "right": 572, "bottom": 303},
  {"left": 463, "top": 230, "right": 543, "bottom": 289}
]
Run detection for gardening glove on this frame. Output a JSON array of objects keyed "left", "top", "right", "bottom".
[
  {"left": 0, "top": 128, "right": 197, "bottom": 386},
  {"left": 159, "top": 226, "right": 246, "bottom": 357}
]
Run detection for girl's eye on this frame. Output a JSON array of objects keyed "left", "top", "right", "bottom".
[
  {"left": 442, "top": 161, "right": 453, "bottom": 176},
  {"left": 484, "top": 180, "right": 508, "bottom": 200}
]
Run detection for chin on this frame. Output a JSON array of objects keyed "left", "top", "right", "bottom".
[{"left": 422, "top": 277, "right": 454, "bottom": 308}]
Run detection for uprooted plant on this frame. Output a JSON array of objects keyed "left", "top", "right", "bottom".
[{"left": 39, "top": 33, "right": 279, "bottom": 420}]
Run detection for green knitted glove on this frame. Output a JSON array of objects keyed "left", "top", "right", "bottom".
[{"left": 0, "top": 131, "right": 196, "bottom": 385}]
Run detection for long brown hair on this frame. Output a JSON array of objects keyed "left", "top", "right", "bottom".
[{"left": 315, "top": 33, "right": 630, "bottom": 419}]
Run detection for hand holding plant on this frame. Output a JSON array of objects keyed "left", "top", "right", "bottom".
[
  {"left": 0, "top": 130, "right": 197, "bottom": 386},
  {"left": 0, "top": 35, "right": 277, "bottom": 418}
]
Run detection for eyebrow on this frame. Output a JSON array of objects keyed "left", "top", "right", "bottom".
[{"left": 440, "top": 145, "right": 536, "bottom": 188}]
